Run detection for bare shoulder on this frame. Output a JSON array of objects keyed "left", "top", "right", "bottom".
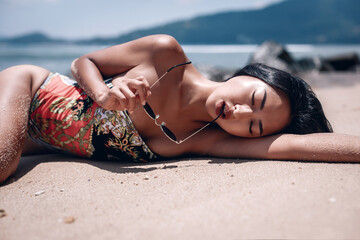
[
  {"left": 75, "top": 35, "right": 186, "bottom": 77},
  {"left": 128, "top": 34, "right": 187, "bottom": 67},
  {"left": 149, "top": 35, "right": 184, "bottom": 53},
  {"left": 84, "top": 34, "right": 183, "bottom": 58},
  {"left": 149, "top": 35, "right": 188, "bottom": 63}
]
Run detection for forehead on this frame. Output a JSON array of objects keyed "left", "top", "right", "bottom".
[
  {"left": 261, "top": 85, "right": 291, "bottom": 135},
  {"left": 262, "top": 103, "right": 291, "bottom": 135},
  {"left": 231, "top": 75, "right": 284, "bottom": 99},
  {"left": 230, "top": 75, "right": 268, "bottom": 86}
]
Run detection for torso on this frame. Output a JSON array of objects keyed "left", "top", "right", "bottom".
[
  {"left": 31, "top": 48, "right": 226, "bottom": 158},
  {"left": 111, "top": 56, "right": 222, "bottom": 157}
]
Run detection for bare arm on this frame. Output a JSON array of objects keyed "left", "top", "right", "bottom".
[
  {"left": 71, "top": 34, "right": 178, "bottom": 111},
  {"left": 204, "top": 132, "right": 360, "bottom": 162}
]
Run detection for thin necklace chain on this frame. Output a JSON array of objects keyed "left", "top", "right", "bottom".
[
  {"left": 144, "top": 62, "right": 223, "bottom": 144},
  {"left": 149, "top": 69, "right": 222, "bottom": 144},
  {"left": 112, "top": 62, "right": 223, "bottom": 144}
]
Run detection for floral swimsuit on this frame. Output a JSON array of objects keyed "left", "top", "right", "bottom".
[{"left": 28, "top": 73, "right": 158, "bottom": 162}]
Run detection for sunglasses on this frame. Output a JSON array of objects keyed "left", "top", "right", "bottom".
[{"left": 143, "top": 61, "right": 224, "bottom": 144}]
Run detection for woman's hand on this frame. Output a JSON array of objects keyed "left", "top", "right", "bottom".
[
  {"left": 71, "top": 35, "right": 183, "bottom": 112},
  {"left": 97, "top": 76, "right": 151, "bottom": 112}
]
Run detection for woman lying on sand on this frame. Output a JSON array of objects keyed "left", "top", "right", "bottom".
[{"left": 1, "top": 35, "right": 359, "bottom": 183}]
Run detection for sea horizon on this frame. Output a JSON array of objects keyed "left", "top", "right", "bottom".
[{"left": 1, "top": 43, "right": 360, "bottom": 75}]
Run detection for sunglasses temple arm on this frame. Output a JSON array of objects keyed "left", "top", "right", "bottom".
[
  {"left": 167, "top": 61, "right": 192, "bottom": 72},
  {"left": 150, "top": 72, "right": 167, "bottom": 89},
  {"left": 150, "top": 62, "right": 192, "bottom": 89}
]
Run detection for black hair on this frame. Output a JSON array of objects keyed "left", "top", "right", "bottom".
[{"left": 231, "top": 63, "right": 333, "bottom": 134}]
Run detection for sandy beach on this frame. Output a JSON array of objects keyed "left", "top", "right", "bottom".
[{"left": 1, "top": 73, "right": 360, "bottom": 240}]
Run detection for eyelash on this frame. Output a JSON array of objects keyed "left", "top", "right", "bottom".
[
  {"left": 251, "top": 91, "right": 255, "bottom": 106},
  {"left": 249, "top": 91, "right": 255, "bottom": 135}
]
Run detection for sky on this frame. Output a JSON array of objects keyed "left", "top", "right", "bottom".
[{"left": 0, "top": 0, "right": 283, "bottom": 40}]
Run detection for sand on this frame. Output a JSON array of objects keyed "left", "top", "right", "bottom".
[{"left": 1, "top": 73, "right": 360, "bottom": 240}]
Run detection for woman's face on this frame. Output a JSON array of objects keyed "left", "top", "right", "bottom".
[{"left": 206, "top": 75, "right": 291, "bottom": 137}]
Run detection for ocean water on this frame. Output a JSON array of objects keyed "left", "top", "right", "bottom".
[{"left": 1, "top": 43, "right": 360, "bottom": 75}]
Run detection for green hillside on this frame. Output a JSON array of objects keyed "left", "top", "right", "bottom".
[
  {"left": 2, "top": 0, "right": 360, "bottom": 44},
  {"left": 101, "top": 0, "right": 360, "bottom": 44}
]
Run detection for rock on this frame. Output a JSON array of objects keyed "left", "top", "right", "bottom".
[
  {"left": 0, "top": 209, "right": 7, "bottom": 218},
  {"left": 195, "top": 64, "right": 235, "bottom": 82},
  {"left": 248, "top": 41, "right": 298, "bottom": 73},
  {"left": 34, "top": 190, "right": 45, "bottom": 196},
  {"left": 319, "top": 53, "right": 360, "bottom": 72},
  {"left": 63, "top": 216, "right": 76, "bottom": 224},
  {"left": 297, "top": 53, "right": 360, "bottom": 73},
  {"left": 248, "top": 41, "right": 360, "bottom": 74},
  {"left": 296, "top": 57, "right": 321, "bottom": 72}
]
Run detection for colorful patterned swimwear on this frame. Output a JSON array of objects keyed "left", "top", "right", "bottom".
[{"left": 28, "top": 73, "right": 158, "bottom": 162}]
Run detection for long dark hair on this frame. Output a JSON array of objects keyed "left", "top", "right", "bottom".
[{"left": 231, "top": 63, "right": 333, "bottom": 134}]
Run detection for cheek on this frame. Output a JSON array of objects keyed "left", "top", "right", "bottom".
[
  {"left": 218, "top": 119, "right": 249, "bottom": 137},
  {"left": 262, "top": 107, "right": 291, "bottom": 135}
]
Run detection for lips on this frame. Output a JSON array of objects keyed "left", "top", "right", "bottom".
[{"left": 215, "top": 101, "right": 228, "bottom": 119}]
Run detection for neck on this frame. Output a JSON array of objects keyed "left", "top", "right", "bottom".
[{"left": 180, "top": 74, "right": 221, "bottom": 124}]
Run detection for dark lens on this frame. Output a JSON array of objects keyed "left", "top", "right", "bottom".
[
  {"left": 143, "top": 103, "right": 155, "bottom": 119},
  {"left": 161, "top": 125, "right": 177, "bottom": 142}
]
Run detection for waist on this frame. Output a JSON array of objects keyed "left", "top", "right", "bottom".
[{"left": 27, "top": 72, "right": 158, "bottom": 162}]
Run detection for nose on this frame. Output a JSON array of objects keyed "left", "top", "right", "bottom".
[{"left": 232, "top": 104, "right": 253, "bottom": 119}]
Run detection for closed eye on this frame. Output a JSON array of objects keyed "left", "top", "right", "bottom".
[
  {"left": 249, "top": 89, "right": 267, "bottom": 136},
  {"left": 249, "top": 120, "right": 253, "bottom": 135},
  {"left": 249, "top": 90, "right": 256, "bottom": 135}
]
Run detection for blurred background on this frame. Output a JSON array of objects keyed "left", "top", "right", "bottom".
[{"left": 1, "top": 0, "right": 360, "bottom": 82}]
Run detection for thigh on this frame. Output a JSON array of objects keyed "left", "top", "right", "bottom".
[{"left": 0, "top": 65, "right": 49, "bottom": 182}]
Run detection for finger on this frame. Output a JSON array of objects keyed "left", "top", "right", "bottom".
[
  {"left": 109, "top": 89, "right": 127, "bottom": 111},
  {"left": 132, "top": 77, "right": 150, "bottom": 105},
  {"left": 136, "top": 76, "right": 151, "bottom": 98},
  {"left": 134, "top": 84, "right": 147, "bottom": 105},
  {"left": 136, "top": 76, "right": 150, "bottom": 90},
  {"left": 120, "top": 87, "right": 136, "bottom": 113}
]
